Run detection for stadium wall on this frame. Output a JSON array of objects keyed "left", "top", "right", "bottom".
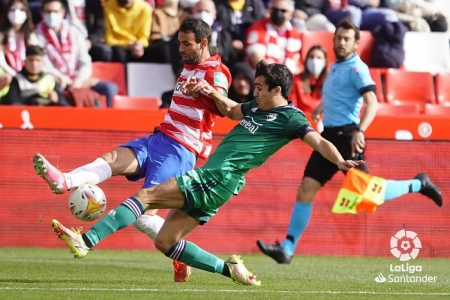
[{"left": 0, "top": 107, "right": 449, "bottom": 257}]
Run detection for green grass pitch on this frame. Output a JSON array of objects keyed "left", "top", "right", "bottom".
[{"left": 0, "top": 248, "right": 448, "bottom": 300}]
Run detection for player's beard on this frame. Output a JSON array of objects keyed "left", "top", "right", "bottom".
[
  {"left": 183, "top": 45, "right": 203, "bottom": 65},
  {"left": 334, "top": 45, "right": 355, "bottom": 61}
]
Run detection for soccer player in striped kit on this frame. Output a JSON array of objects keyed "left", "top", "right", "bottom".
[{"left": 33, "top": 16, "right": 231, "bottom": 282}]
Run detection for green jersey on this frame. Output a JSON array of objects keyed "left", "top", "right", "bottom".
[
  {"left": 176, "top": 100, "right": 313, "bottom": 222},
  {"left": 204, "top": 100, "right": 311, "bottom": 176}
]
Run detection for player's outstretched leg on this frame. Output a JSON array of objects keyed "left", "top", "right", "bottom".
[
  {"left": 33, "top": 153, "right": 68, "bottom": 194},
  {"left": 256, "top": 240, "right": 292, "bottom": 264},
  {"left": 51, "top": 219, "right": 90, "bottom": 258},
  {"left": 414, "top": 173, "right": 443, "bottom": 206},
  {"left": 226, "top": 255, "right": 261, "bottom": 286}
]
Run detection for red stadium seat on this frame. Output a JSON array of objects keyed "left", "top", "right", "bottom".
[
  {"left": 423, "top": 104, "right": 450, "bottom": 116},
  {"left": 357, "top": 31, "right": 375, "bottom": 66},
  {"left": 435, "top": 72, "right": 450, "bottom": 106},
  {"left": 376, "top": 103, "right": 421, "bottom": 116},
  {"left": 112, "top": 96, "right": 161, "bottom": 110},
  {"left": 301, "top": 31, "right": 335, "bottom": 66},
  {"left": 385, "top": 69, "right": 436, "bottom": 111},
  {"left": 92, "top": 62, "right": 127, "bottom": 95},
  {"left": 369, "top": 68, "right": 384, "bottom": 102}
]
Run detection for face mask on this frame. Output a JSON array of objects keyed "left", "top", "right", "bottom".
[
  {"left": 117, "top": 0, "right": 130, "bottom": 7},
  {"left": 195, "top": 11, "right": 214, "bottom": 27},
  {"left": 306, "top": 58, "right": 326, "bottom": 75},
  {"left": 43, "top": 12, "right": 63, "bottom": 29},
  {"left": 8, "top": 9, "right": 27, "bottom": 26},
  {"left": 270, "top": 8, "right": 286, "bottom": 26}
]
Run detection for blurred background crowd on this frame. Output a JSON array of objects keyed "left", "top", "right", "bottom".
[{"left": 0, "top": 0, "right": 448, "bottom": 110}]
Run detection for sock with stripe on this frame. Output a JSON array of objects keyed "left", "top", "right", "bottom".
[
  {"left": 384, "top": 179, "right": 421, "bottom": 202},
  {"left": 280, "top": 202, "right": 313, "bottom": 256},
  {"left": 165, "top": 240, "right": 226, "bottom": 275},
  {"left": 83, "top": 197, "right": 144, "bottom": 247}
]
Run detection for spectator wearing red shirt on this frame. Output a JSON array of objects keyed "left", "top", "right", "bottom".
[
  {"left": 289, "top": 45, "right": 328, "bottom": 112},
  {"left": 245, "top": 0, "right": 302, "bottom": 75}
]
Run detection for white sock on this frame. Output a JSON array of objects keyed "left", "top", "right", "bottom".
[
  {"left": 64, "top": 158, "right": 112, "bottom": 189},
  {"left": 133, "top": 214, "right": 165, "bottom": 241}
]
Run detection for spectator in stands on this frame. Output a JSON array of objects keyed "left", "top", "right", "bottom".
[
  {"left": 35, "top": 0, "right": 118, "bottom": 107},
  {"left": 228, "top": 62, "right": 254, "bottom": 103},
  {"left": 65, "top": 0, "right": 113, "bottom": 62},
  {"left": 215, "top": 0, "right": 266, "bottom": 62},
  {"left": 383, "top": 0, "right": 448, "bottom": 32},
  {"left": 2, "top": 45, "right": 69, "bottom": 106},
  {"left": 324, "top": 0, "right": 398, "bottom": 30},
  {"left": 245, "top": 0, "right": 302, "bottom": 74},
  {"left": 148, "top": 0, "right": 190, "bottom": 63},
  {"left": 104, "top": 0, "right": 153, "bottom": 63},
  {"left": 0, "top": 0, "right": 38, "bottom": 76},
  {"left": 0, "top": 66, "right": 12, "bottom": 102},
  {"left": 292, "top": 0, "right": 335, "bottom": 32},
  {"left": 290, "top": 45, "right": 328, "bottom": 112}
]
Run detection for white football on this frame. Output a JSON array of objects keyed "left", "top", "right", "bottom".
[{"left": 68, "top": 183, "right": 107, "bottom": 221}]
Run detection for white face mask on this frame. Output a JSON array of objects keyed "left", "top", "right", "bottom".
[
  {"left": 43, "top": 12, "right": 63, "bottom": 29},
  {"left": 8, "top": 9, "right": 27, "bottom": 26},
  {"left": 195, "top": 11, "right": 214, "bottom": 27},
  {"left": 306, "top": 58, "right": 325, "bottom": 75}
]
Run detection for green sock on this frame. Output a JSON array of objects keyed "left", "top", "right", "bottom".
[
  {"left": 168, "top": 240, "right": 225, "bottom": 274},
  {"left": 85, "top": 200, "right": 143, "bottom": 247}
]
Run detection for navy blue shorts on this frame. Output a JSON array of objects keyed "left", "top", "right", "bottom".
[{"left": 121, "top": 131, "right": 196, "bottom": 188}]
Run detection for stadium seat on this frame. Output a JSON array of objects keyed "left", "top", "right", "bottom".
[
  {"left": 403, "top": 32, "right": 450, "bottom": 74},
  {"left": 369, "top": 68, "right": 384, "bottom": 102},
  {"left": 357, "top": 31, "right": 375, "bottom": 66},
  {"left": 423, "top": 104, "right": 450, "bottom": 116},
  {"left": 376, "top": 103, "right": 421, "bottom": 116},
  {"left": 301, "top": 31, "right": 335, "bottom": 66},
  {"left": 435, "top": 72, "right": 450, "bottom": 106},
  {"left": 92, "top": 62, "right": 127, "bottom": 95},
  {"left": 112, "top": 96, "right": 161, "bottom": 110},
  {"left": 385, "top": 69, "right": 436, "bottom": 111},
  {"left": 126, "top": 63, "right": 176, "bottom": 98}
]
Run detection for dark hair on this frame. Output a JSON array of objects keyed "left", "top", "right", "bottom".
[
  {"left": 335, "top": 18, "right": 360, "bottom": 41},
  {"left": 179, "top": 16, "right": 211, "bottom": 44},
  {"left": 26, "top": 45, "right": 44, "bottom": 56},
  {"left": 0, "top": 0, "right": 34, "bottom": 47},
  {"left": 41, "top": 0, "right": 64, "bottom": 8},
  {"left": 302, "top": 45, "right": 328, "bottom": 95},
  {"left": 255, "top": 60, "right": 293, "bottom": 100}
]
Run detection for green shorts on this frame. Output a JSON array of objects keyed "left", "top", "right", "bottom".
[{"left": 176, "top": 168, "right": 245, "bottom": 224}]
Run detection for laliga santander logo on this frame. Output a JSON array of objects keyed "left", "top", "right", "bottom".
[{"left": 390, "top": 229, "right": 422, "bottom": 261}]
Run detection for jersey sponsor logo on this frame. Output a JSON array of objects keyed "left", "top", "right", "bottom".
[
  {"left": 267, "top": 113, "right": 278, "bottom": 121},
  {"left": 213, "top": 72, "right": 228, "bottom": 89},
  {"left": 240, "top": 117, "right": 261, "bottom": 134}
]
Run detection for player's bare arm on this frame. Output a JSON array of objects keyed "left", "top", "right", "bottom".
[
  {"left": 302, "top": 131, "right": 364, "bottom": 170},
  {"left": 187, "top": 78, "right": 244, "bottom": 120},
  {"left": 351, "top": 90, "right": 378, "bottom": 156}
]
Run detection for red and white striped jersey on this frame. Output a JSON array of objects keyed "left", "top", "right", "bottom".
[{"left": 158, "top": 55, "right": 231, "bottom": 160}]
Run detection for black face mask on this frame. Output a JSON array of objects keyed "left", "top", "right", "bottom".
[
  {"left": 270, "top": 8, "right": 286, "bottom": 26},
  {"left": 117, "top": 0, "right": 129, "bottom": 7}
]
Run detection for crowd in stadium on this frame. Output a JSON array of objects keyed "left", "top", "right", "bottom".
[{"left": 0, "top": 0, "right": 448, "bottom": 109}]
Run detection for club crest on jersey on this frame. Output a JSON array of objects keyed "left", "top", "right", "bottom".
[{"left": 267, "top": 113, "right": 278, "bottom": 121}]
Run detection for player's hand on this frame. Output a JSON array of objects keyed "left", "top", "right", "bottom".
[
  {"left": 190, "top": 79, "right": 216, "bottom": 96},
  {"left": 311, "top": 105, "right": 323, "bottom": 122},
  {"left": 337, "top": 160, "right": 364, "bottom": 171},
  {"left": 351, "top": 131, "right": 365, "bottom": 157},
  {"left": 181, "top": 77, "right": 200, "bottom": 98}
]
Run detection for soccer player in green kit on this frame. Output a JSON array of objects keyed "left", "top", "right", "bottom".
[{"left": 51, "top": 61, "right": 363, "bottom": 286}]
